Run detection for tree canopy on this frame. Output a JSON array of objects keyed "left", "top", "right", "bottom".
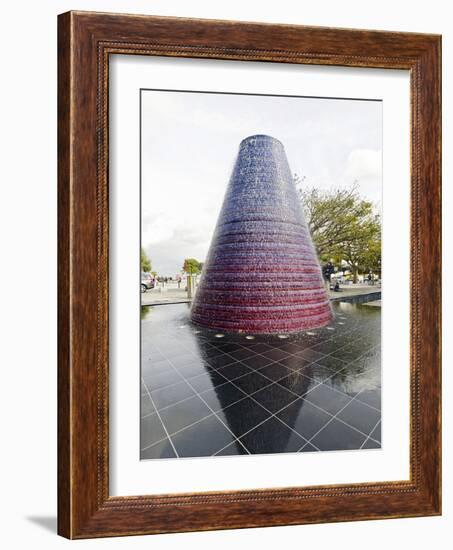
[
  {"left": 296, "top": 177, "right": 381, "bottom": 282},
  {"left": 183, "top": 258, "right": 202, "bottom": 275},
  {"left": 141, "top": 247, "right": 152, "bottom": 272}
]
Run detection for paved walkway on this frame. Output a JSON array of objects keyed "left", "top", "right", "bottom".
[
  {"left": 141, "top": 284, "right": 381, "bottom": 306},
  {"left": 328, "top": 284, "right": 381, "bottom": 300},
  {"left": 142, "top": 287, "right": 191, "bottom": 306}
]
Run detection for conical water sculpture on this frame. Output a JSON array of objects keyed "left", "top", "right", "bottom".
[{"left": 191, "top": 134, "right": 333, "bottom": 334}]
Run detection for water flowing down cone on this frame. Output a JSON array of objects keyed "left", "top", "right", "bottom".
[{"left": 191, "top": 134, "right": 334, "bottom": 334}]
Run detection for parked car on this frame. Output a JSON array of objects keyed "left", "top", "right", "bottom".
[{"left": 141, "top": 272, "right": 155, "bottom": 293}]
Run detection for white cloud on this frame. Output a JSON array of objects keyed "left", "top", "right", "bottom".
[
  {"left": 343, "top": 149, "right": 382, "bottom": 205},
  {"left": 344, "top": 149, "right": 382, "bottom": 182}
]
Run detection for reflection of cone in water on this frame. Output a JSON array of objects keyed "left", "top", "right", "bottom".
[
  {"left": 191, "top": 134, "right": 333, "bottom": 334},
  {"left": 193, "top": 335, "right": 313, "bottom": 454},
  {"left": 210, "top": 365, "right": 312, "bottom": 454}
]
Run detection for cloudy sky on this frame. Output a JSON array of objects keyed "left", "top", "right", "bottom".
[{"left": 141, "top": 90, "right": 382, "bottom": 277}]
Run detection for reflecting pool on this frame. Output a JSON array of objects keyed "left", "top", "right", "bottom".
[{"left": 141, "top": 301, "right": 381, "bottom": 459}]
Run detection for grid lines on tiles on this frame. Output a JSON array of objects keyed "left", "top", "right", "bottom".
[{"left": 141, "top": 301, "right": 381, "bottom": 458}]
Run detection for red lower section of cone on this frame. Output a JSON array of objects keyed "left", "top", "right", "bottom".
[{"left": 191, "top": 296, "right": 333, "bottom": 334}]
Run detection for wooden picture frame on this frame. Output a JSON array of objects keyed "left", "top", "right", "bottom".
[{"left": 58, "top": 10, "right": 441, "bottom": 539}]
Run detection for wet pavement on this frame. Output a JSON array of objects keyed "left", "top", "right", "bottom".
[{"left": 140, "top": 301, "right": 381, "bottom": 459}]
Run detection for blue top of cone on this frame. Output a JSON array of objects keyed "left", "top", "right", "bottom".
[{"left": 239, "top": 134, "right": 284, "bottom": 147}]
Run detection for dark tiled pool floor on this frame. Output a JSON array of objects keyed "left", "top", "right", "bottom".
[{"left": 140, "top": 301, "right": 381, "bottom": 459}]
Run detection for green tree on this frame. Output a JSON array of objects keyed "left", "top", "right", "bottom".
[
  {"left": 339, "top": 219, "right": 381, "bottom": 283},
  {"left": 141, "top": 247, "right": 152, "bottom": 272},
  {"left": 359, "top": 230, "right": 382, "bottom": 276},
  {"left": 183, "top": 258, "right": 201, "bottom": 275},
  {"left": 297, "top": 177, "right": 381, "bottom": 283}
]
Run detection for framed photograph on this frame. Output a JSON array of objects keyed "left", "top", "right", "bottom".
[{"left": 58, "top": 11, "right": 441, "bottom": 538}]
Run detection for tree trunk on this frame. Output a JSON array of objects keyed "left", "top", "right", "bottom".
[{"left": 352, "top": 266, "right": 358, "bottom": 283}]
